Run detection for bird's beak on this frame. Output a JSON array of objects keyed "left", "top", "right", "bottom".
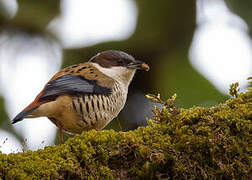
[{"left": 127, "top": 60, "right": 150, "bottom": 71}]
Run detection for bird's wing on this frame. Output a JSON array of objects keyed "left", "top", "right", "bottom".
[
  {"left": 49, "top": 62, "right": 115, "bottom": 89},
  {"left": 38, "top": 74, "right": 111, "bottom": 101},
  {"left": 37, "top": 62, "right": 114, "bottom": 101}
]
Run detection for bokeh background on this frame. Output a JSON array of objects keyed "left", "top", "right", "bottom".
[{"left": 0, "top": 0, "right": 251, "bottom": 154}]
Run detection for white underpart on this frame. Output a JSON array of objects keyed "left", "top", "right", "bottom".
[
  {"left": 92, "top": 64, "right": 136, "bottom": 127},
  {"left": 92, "top": 63, "right": 136, "bottom": 91}
]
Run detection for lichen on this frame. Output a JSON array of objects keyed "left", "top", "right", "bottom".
[{"left": 0, "top": 81, "right": 251, "bottom": 179}]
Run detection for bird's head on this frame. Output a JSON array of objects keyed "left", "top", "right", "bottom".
[{"left": 90, "top": 50, "right": 149, "bottom": 86}]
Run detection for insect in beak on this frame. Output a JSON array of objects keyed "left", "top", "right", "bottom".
[{"left": 127, "top": 60, "right": 150, "bottom": 71}]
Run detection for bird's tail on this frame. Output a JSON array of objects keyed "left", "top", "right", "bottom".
[
  {"left": 11, "top": 106, "right": 39, "bottom": 124},
  {"left": 11, "top": 90, "right": 51, "bottom": 124}
]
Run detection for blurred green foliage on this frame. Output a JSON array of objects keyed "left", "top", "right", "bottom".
[
  {"left": 155, "top": 50, "right": 228, "bottom": 107},
  {"left": 13, "top": 0, "right": 60, "bottom": 32}
]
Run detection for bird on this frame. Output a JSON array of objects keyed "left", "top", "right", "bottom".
[{"left": 11, "top": 50, "right": 150, "bottom": 144}]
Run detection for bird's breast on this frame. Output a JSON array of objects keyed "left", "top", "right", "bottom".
[{"left": 50, "top": 82, "right": 127, "bottom": 134}]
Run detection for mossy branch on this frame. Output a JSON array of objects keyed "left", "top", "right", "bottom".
[{"left": 0, "top": 80, "right": 251, "bottom": 179}]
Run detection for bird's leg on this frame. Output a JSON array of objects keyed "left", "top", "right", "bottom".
[
  {"left": 116, "top": 117, "right": 123, "bottom": 131},
  {"left": 57, "top": 120, "right": 64, "bottom": 144},
  {"left": 59, "top": 127, "right": 64, "bottom": 144},
  {"left": 94, "top": 127, "right": 100, "bottom": 131}
]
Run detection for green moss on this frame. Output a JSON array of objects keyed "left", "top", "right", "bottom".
[
  {"left": 0, "top": 90, "right": 251, "bottom": 179},
  {"left": 229, "top": 82, "right": 240, "bottom": 97}
]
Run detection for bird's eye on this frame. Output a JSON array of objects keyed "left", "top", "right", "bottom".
[{"left": 117, "top": 59, "right": 124, "bottom": 65}]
